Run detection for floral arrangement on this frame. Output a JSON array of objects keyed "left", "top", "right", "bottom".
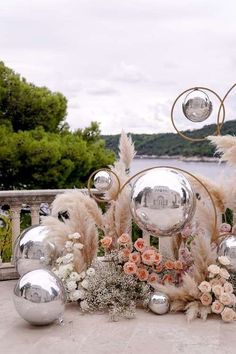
[{"left": 43, "top": 132, "right": 236, "bottom": 323}]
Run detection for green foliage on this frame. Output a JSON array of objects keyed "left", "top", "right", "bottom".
[
  {"left": 0, "top": 61, "right": 67, "bottom": 132},
  {"left": 0, "top": 212, "right": 12, "bottom": 262},
  {"left": 102, "top": 120, "right": 236, "bottom": 157},
  {"left": 0, "top": 124, "right": 115, "bottom": 190},
  {"left": 222, "top": 208, "right": 234, "bottom": 226}
]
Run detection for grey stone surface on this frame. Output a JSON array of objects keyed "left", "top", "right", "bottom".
[{"left": 1, "top": 280, "right": 236, "bottom": 354}]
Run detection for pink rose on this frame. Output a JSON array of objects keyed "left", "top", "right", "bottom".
[
  {"left": 101, "top": 236, "right": 112, "bottom": 248},
  {"left": 164, "top": 260, "right": 175, "bottom": 270},
  {"left": 174, "top": 260, "right": 184, "bottom": 271},
  {"left": 200, "top": 292, "right": 212, "bottom": 306},
  {"left": 223, "top": 282, "right": 234, "bottom": 294},
  {"left": 136, "top": 268, "right": 149, "bottom": 281},
  {"left": 219, "top": 293, "right": 233, "bottom": 306},
  {"left": 120, "top": 248, "right": 131, "bottom": 261},
  {"left": 153, "top": 252, "right": 162, "bottom": 265},
  {"left": 118, "top": 233, "right": 131, "bottom": 245},
  {"left": 123, "top": 261, "right": 137, "bottom": 275},
  {"left": 219, "top": 268, "right": 230, "bottom": 280},
  {"left": 198, "top": 281, "right": 211, "bottom": 293},
  {"left": 212, "top": 285, "right": 224, "bottom": 298},
  {"left": 219, "top": 223, "right": 231, "bottom": 234},
  {"left": 211, "top": 300, "right": 224, "bottom": 314},
  {"left": 129, "top": 252, "right": 141, "bottom": 264},
  {"left": 221, "top": 307, "right": 236, "bottom": 323},
  {"left": 141, "top": 249, "right": 156, "bottom": 266},
  {"left": 134, "top": 238, "right": 145, "bottom": 252},
  {"left": 148, "top": 272, "right": 159, "bottom": 285}
]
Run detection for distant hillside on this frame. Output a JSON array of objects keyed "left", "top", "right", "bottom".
[{"left": 102, "top": 120, "right": 236, "bottom": 157}]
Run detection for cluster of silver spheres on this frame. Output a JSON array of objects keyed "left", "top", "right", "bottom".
[
  {"left": 182, "top": 89, "right": 213, "bottom": 123},
  {"left": 13, "top": 225, "right": 66, "bottom": 325}
]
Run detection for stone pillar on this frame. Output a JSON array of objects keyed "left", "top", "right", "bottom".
[
  {"left": 11, "top": 205, "right": 21, "bottom": 245},
  {"left": 142, "top": 231, "right": 150, "bottom": 246},
  {"left": 31, "top": 204, "right": 40, "bottom": 225}
]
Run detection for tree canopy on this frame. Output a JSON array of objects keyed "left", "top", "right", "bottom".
[{"left": 0, "top": 61, "right": 67, "bottom": 132}]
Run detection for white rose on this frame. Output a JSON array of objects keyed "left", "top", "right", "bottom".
[
  {"left": 221, "top": 307, "right": 236, "bottom": 323},
  {"left": 68, "top": 232, "right": 81, "bottom": 240},
  {"left": 219, "top": 293, "right": 233, "bottom": 306},
  {"left": 211, "top": 300, "right": 224, "bottom": 314},
  {"left": 80, "top": 271, "right": 86, "bottom": 279},
  {"left": 223, "top": 282, "right": 234, "bottom": 294},
  {"left": 65, "top": 241, "right": 73, "bottom": 251},
  {"left": 207, "top": 264, "right": 220, "bottom": 275},
  {"left": 66, "top": 280, "right": 77, "bottom": 292},
  {"left": 58, "top": 264, "right": 73, "bottom": 278},
  {"left": 198, "top": 281, "right": 211, "bottom": 293},
  {"left": 218, "top": 256, "right": 231, "bottom": 266},
  {"left": 81, "top": 279, "right": 89, "bottom": 289},
  {"left": 62, "top": 253, "right": 74, "bottom": 264},
  {"left": 69, "top": 272, "right": 81, "bottom": 281},
  {"left": 56, "top": 257, "right": 63, "bottom": 264},
  {"left": 219, "top": 268, "right": 230, "bottom": 280},
  {"left": 73, "top": 243, "right": 84, "bottom": 250},
  {"left": 212, "top": 285, "right": 224, "bottom": 298},
  {"left": 69, "top": 290, "right": 85, "bottom": 301},
  {"left": 86, "top": 268, "right": 95, "bottom": 276},
  {"left": 200, "top": 292, "right": 212, "bottom": 306}
]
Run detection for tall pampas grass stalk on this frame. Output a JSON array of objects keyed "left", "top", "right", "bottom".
[{"left": 208, "top": 135, "right": 236, "bottom": 166}]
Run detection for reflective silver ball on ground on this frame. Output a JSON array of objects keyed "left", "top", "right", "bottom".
[
  {"left": 217, "top": 235, "right": 236, "bottom": 272},
  {"left": 13, "top": 225, "right": 55, "bottom": 276},
  {"left": 182, "top": 89, "right": 213, "bottom": 122},
  {"left": 93, "top": 170, "right": 112, "bottom": 192},
  {"left": 148, "top": 292, "right": 170, "bottom": 315},
  {"left": 130, "top": 168, "right": 196, "bottom": 237},
  {"left": 13, "top": 269, "right": 66, "bottom": 325}
]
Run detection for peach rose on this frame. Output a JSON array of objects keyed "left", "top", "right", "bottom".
[
  {"left": 148, "top": 272, "right": 159, "bottom": 285},
  {"left": 211, "top": 300, "right": 224, "bottom": 314},
  {"left": 218, "top": 256, "right": 231, "bottom": 266},
  {"left": 219, "top": 223, "right": 231, "bottom": 234},
  {"left": 134, "top": 238, "right": 145, "bottom": 252},
  {"left": 123, "top": 261, "right": 137, "bottom": 275},
  {"left": 198, "top": 281, "right": 211, "bottom": 293},
  {"left": 141, "top": 249, "right": 156, "bottom": 266},
  {"left": 207, "top": 264, "right": 220, "bottom": 275},
  {"left": 153, "top": 252, "right": 162, "bottom": 265},
  {"left": 101, "top": 236, "right": 112, "bottom": 248},
  {"left": 219, "top": 268, "right": 230, "bottom": 280},
  {"left": 221, "top": 307, "right": 236, "bottom": 323},
  {"left": 212, "top": 285, "right": 223, "bottom": 298},
  {"left": 164, "top": 260, "right": 175, "bottom": 270},
  {"left": 155, "top": 263, "right": 164, "bottom": 273},
  {"left": 200, "top": 292, "right": 212, "bottom": 306},
  {"left": 163, "top": 274, "right": 174, "bottom": 284},
  {"left": 120, "top": 248, "right": 131, "bottom": 261},
  {"left": 136, "top": 268, "right": 149, "bottom": 281},
  {"left": 219, "top": 293, "right": 233, "bottom": 306},
  {"left": 118, "top": 233, "right": 131, "bottom": 245},
  {"left": 223, "top": 282, "right": 234, "bottom": 294},
  {"left": 174, "top": 260, "right": 183, "bottom": 271},
  {"left": 129, "top": 252, "right": 141, "bottom": 264}
]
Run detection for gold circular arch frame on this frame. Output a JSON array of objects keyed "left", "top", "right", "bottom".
[{"left": 171, "top": 86, "right": 225, "bottom": 142}]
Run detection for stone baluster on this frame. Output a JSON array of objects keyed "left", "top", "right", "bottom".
[
  {"left": 10, "top": 205, "right": 22, "bottom": 245},
  {"left": 30, "top": 204, "right": 41, "bottom": 225},
  {"left": 142, "top": 231, "right": 150, "bottom": 246}
]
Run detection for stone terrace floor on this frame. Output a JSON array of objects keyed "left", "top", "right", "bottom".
[{"left": 1, "top": 280, "right": 236, "bottom": 354}]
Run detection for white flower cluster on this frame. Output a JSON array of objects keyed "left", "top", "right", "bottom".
[{"left": 197, "top": 256, "right": 236, "bottom": 323}]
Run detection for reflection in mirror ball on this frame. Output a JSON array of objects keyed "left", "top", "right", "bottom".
[
  {"left": 93, "top": 171, "right": 112, "bottom": 192},
  {"left": 217, "top": 235, "right": 236, "bottom": 273},
  {"left": 182, "top": 90, "right": 213, "bottom": 122},
  {"left": 130, "top": 168, "right": 196, "bottom": 237}
]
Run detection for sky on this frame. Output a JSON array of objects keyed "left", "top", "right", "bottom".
[{"left": 0, "top": 0, "right": 236, "bottom": 134}]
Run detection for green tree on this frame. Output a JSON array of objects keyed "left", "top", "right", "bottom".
[{"left": 0, "top": 61, "right": 67, "bottom": 132}]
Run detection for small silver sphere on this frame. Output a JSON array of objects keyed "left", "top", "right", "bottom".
[
  {"left": 13, "top": 269, "right": 66, "bottom": 325},
  {"left": 182, "top": 90, "right": 213, "bottom": 122},
  {"left": 13, "top": 225, "right": 55, "bottom": 276},
  {"left": 148, "top": 292, "right": 170, "bottom": 315},
  {"left": 218, "top": 235, "right": 236, "bottom": 272},
  {"left": 93, "top": 170, "right": 112, "bottom": 192},
  {"left": 130, "top": 168, "right": 196, "bottom": 237}
]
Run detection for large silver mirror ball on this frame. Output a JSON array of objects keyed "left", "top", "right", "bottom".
[
  {"left": 182, "top": 90, "right": 213, "bottom": 122},
  {"left": 218, "top": 235, "right": 236, "bottom": 273},
  {"left": 13, "top": 269, "right": 66, "bottom": 325},
  {"left": 148, "top": 292, "right": 170, "bottom": 315},
  {"left": 130, "top": 168, "right": 196, "bottom": 237},
  {"left": 13, "top": 225, "right": 55, "bottom": 276}
]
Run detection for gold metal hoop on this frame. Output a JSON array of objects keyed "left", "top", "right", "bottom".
[
  {"left": 119, "top": 166, "right": 218, "bottom": 236},
  {"left": 217, "top": 83, "right": 236, "bottom": 128},
  {"left": 171, "top": 87, "right": 225, "bottom": 142},
  {"left": 87, "top": 168, "right": 121, "bottom": 203}
]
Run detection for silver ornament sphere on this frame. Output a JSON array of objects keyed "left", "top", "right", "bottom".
[
  {"left": 13, "top": 225, "right": 55, "bottom": 276},
  {"left": 130, "top": 168, "right": 196, "bottom": 237},
  {"left": 148, "top": 292, "right": 170, "bottom": 315},
  {"left": 93, "top": 170, "right": 112, "bottom": 192},
  {"left": 13, "top": 269, "right": 66, "bottom": 325},
  {"left": 217, "top": 235, "right": 236, "bottom": 272},
  {"left": 182, "top": 89, "right": 213, "bottom": 122}
]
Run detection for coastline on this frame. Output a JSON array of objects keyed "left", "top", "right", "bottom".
[{"left": 134, "top": 155, "right": 221, "bottom": 162}]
